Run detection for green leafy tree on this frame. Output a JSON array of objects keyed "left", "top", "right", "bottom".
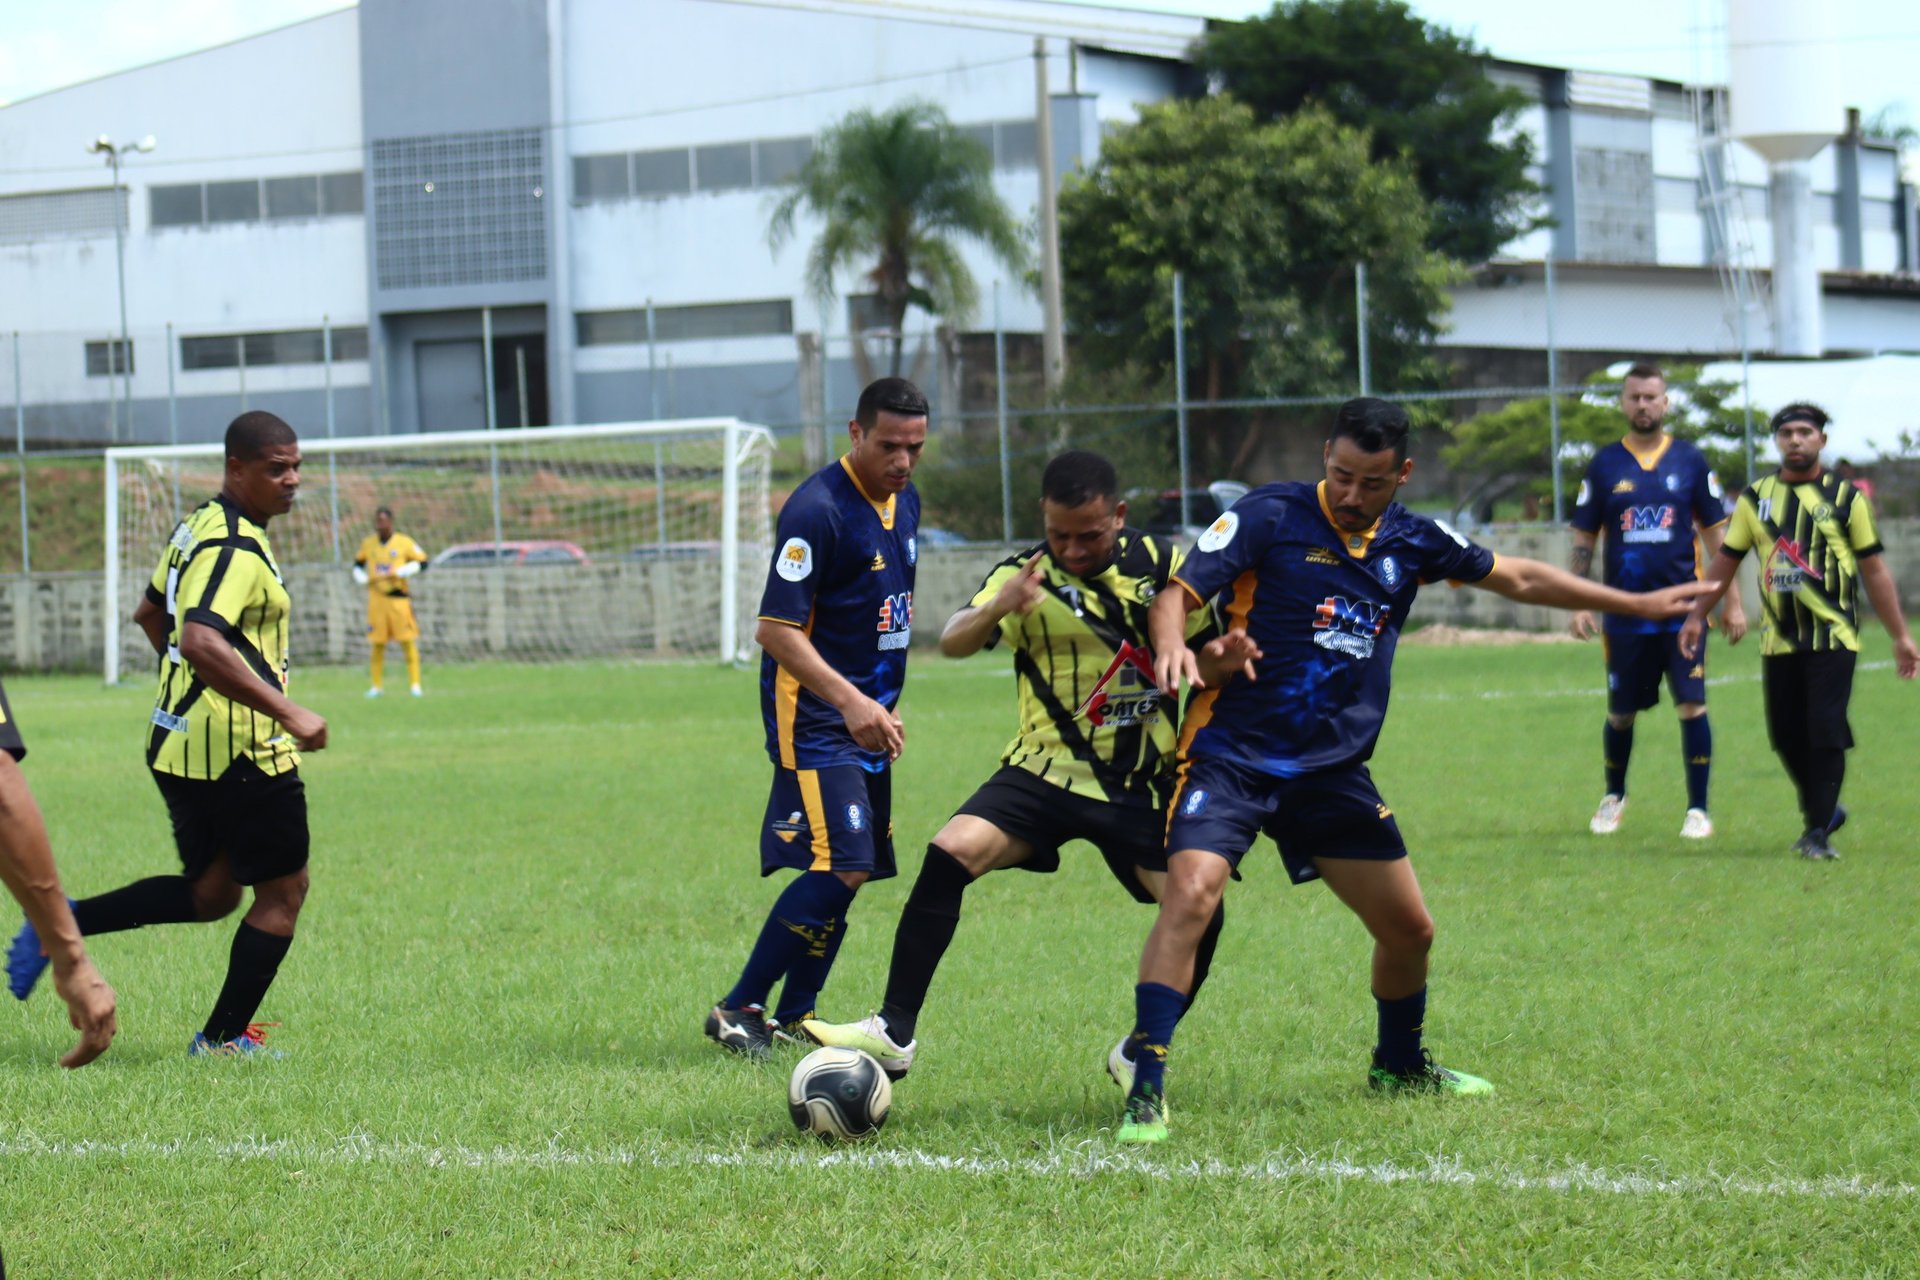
[
  {"left": 1442, "top": 367, "right": 1768, "bottom": 521},
  {"left": 768, "top": 101, "right": 1029, "bottom": 376},
  {"left": 1058, "top": 96, "right": 1456, "bottom": 476},
  {"left": 1197, "top": 0, "right": 1541, "bottom": 263}
]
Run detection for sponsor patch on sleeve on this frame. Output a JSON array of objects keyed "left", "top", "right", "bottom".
[
  {"left": 775, "top": 537, "right": 814, "bottom": 581},
  {"left": 1197, "top": 512, "right": 1240, "bottom": 553}
]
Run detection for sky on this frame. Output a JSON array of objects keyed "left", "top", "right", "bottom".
[{"left": 0, "top": 0, "right": 1914, "bottom": 128}]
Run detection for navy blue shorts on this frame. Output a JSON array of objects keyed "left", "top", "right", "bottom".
[
  {"left": 760, "top": 763, "right": 896, "bottom": 880},
  {"left": 1147, "top": 755, "right": 1406, "bottom": 885},
  {"left": 1604, "top": 629, "right": 1706, "bottom": 714}
]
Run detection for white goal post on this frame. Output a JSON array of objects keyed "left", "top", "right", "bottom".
[{"left": 104, "top": 418, "right": 776, "bottom": 684}]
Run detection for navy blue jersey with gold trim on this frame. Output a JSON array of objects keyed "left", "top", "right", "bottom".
[
  {"left": 758, "top": 457, "right": 920, "bottom": 771},
  {"left": 1570, "top": 437, "right": 1724, "bottom": 635},
  {"left": 1173, "top": 481, "right": 1495, "bottom": 777}
]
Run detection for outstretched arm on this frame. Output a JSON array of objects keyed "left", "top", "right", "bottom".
[{"left": 1476, "top": 555, "right": 1709, "bottom": 619}]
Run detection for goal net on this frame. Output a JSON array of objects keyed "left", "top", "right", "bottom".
[{"left": 104, "top": 419, "right": 775, "bottom": 683}]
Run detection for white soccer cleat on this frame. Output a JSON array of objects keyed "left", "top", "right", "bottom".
[
  {"left": 410, "top": 684, "right": 424, "bottom": 697},
  {"left": 1106, "top": 1035, "right": 1135, "bottom": 1093},
  {"left": 798, "top": 1012, "right": 915, "bottom": 1080},
  {"left": 365, "top": 687, "right": 383, "bottom": 699},
  {"left": 1679, "top": 808, "right": 1713, "bottom": 839},
  {"left": 1589, "top": 794, "right": 1626, "bottom": 835}
]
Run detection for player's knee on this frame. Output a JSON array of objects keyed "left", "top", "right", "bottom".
[
  {"left": 192, "top": 880, "right": 243, "bottom": 921},
  {"left": 1607, "top": 712, "right": 1636, "bottom": 731},
  {"left": 249, "top": 868, "right": 309, "bottom": 930},
  {"left": 1165, "top": 865, "right": 1224, "bottom": 925},
  {"left": 1385, "top": 908, "right": 1435, "bottom": 956},
  {"left": 834, "top": 869, "right": 869, "bottom": 891},
  {"left": 1677, "top": 702, "right": 1706, "bottom": 720}
]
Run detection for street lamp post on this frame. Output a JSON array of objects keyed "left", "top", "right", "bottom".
[{"left": 88, "top": 133, "right": 155, "bottom": 443}]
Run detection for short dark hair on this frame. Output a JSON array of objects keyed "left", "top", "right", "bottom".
[
  {"left": 1329, "top": 397, "right": 1411, "bottom": 464},
  {"left": 225, "top": 411, "right": 297, "bottom": 462},
  {"left": 855, "top": 377, "right": 929, "bottom": 429},
  {"left": 1040, "top": 450, "right": 1120, "bottom": 508},
  {"left": 1624, "top": 362, "right": 1666, "bottom": 384},
  {"left": 1771, "top": 402, "right": 1830, "bottom": 434},
  {"left": 375, "top": 506, "right": 394, "bottom": 519}
]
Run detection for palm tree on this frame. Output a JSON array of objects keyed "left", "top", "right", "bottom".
[{"left": 769, "top": 101, "right": 1030, "bottom": 376}]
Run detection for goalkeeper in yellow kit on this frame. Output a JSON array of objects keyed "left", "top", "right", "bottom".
[{"left": 354, "top": 507, "right": 429, "bottom": 697}]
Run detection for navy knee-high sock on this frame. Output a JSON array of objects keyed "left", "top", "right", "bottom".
[
  {"left": 1681, "top": 715, "right": 1712, "bottom": 812},
  {"left": 1603, "top": 721, "right": 1634, "bottom": 797},
  {"left": 1126, "top": 982, "right": 1188, "bottom": 1097},
  {"left": 1373, "top": 986, "right": 1428, "bottom": 1072},
  {"left": 772, "top": 912, "right": 852, "bottom": 1028},
  {"left": 723, "top": 872, "right": 856, "bottom": 1012}
]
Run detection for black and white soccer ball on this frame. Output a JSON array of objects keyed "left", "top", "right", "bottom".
[{"left": 788, "top": 1046, "right": 892, "bottom": 1141}]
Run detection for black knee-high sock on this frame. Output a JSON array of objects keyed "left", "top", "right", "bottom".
[
  {"left": 202, "top": 922, "right": 292, "bottom": 1043},
  {"left": 1186, "top": 903, "right": 1225, "bottom": 1009},
  {"left": 878, "top": 844, "right": 975, "bottom": 1044},
  {"left": 72, "top": 876, "right": 199, "bottom": 936},
  {"left": 1803, "top": 749, "right": 1846, "bottom": 833}
]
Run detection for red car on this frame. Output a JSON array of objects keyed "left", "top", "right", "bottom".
[{"left": 429, "top": 540, "right": 592, "bottom": 568}]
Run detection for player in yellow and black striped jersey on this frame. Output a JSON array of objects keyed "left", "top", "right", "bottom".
[
  {"left": 6, "top": 413, "right": 328, "bottom": 1057},
  {"left": 800, "top": 451, "right": 1257, "bottom": 1077},
  {"left": 1682, "top": 403, "right": 1918, "bottom": 859}
]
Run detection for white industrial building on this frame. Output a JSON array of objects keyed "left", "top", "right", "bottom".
[{"left": 1, "top": 0, "right": 1916, "bottom": 447}]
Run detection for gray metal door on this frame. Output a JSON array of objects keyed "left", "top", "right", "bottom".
[{"left": 416, "top": 340, "right": 486, "bottom": 432}]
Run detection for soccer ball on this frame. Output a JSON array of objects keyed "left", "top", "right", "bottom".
[{"left": 788, "top": 1046, "right": 892, "bottom": 1141}]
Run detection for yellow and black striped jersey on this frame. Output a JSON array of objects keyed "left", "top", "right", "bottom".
[
  {"left": 1723, "top": 471, "right": 1882, "bottom": 656},
  {"left": 355, "top": 532, "right": 427, "bottom": 598},
  {"left": 144, "top": 495, "right": 298, "bottom": 779},
  {"left": 974, "top": 530, "right": 1212, "bottom": 805},
  {"left": 0, "top": 673, "right": 24, "bottom": 762}
]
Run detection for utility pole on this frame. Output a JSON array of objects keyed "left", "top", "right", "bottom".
[{"left": 1035, "top": 38, "right": 1066, "bottom": 395}]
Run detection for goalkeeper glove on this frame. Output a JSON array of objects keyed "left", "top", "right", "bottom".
[
  {"left": 352, "top": 566, "right": 369, "bottom": 585},
  {"left": 397, "top": 561, "right": 421, "bottom": 578}
]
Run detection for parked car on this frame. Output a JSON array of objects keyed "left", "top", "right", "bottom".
[
  {"left": 1135, "top": 481, "right": 1251, "bottom": 542},
  {"left": 915, "top": 526, "right": 975, "bottom": 549},
  {"left": 430, "top": 540, "right": 592, "bottom": 568},
  {"left": 626, "top": 540, "right": 721, "bottom": 562}
]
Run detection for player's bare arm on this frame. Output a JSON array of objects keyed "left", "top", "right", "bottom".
[
  {"left": 1677, "top": 549, "right": 1743, "bottom": 660},
  {"left": 1699, "top": 521, "right": 1747, "bottom": 643},
  {"left": 132, "top": 594, "right": 170, "bottom": 656},
  {"left": 939, "top": 551, "right": 1046, "bottom": 658},
  {"left": 1857, "top": 555, "right": 1920, "bottom": 679},
  {"left": 1148, "top": 583, "right": 1205, "bottom": 695},
  {"left": 0, "top": 757, "right": 117, "bottom": 1067},
  {"left": 755, "top": 618, "right": 904, "bottom": 759},
  {"left": 1567, "top": 529, "right": 1599, "bottom": 640},
  {"left": 178, "top": 621, "right": 327, "bottom": 751},
  {"left": 1477, "top": 556, "right": 1709, "bottom": 620}
]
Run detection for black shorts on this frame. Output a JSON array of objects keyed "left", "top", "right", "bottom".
[
  {"left": 151, "top": 757, "right": 310, "bottom": 886},
  {"left": 1150, "top": 755, "right": 1406, "bottom": 886},
  {"left": 1604, "top": 629, "right": 1707, "bottom": 714},
  {"left": 0, "top": 676, "right": 23, "bottom": 762},
  {"left": 952, "top": 766, "right": 1162, "bottom": 903},
  {"left": 1763, "top": 650, "right": 1856, "bottom": 754}
]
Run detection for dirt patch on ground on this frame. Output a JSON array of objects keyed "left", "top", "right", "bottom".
[{"left": 1402, "top": 624, "right": 1579, "bottom": 646}]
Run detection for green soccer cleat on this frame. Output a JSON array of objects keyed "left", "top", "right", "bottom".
[
  {"left": 798, "top": 1012, "right": 914, "bottom": 1080},
  {"left": 1116, "top": 1084, "right": 1169, "bottom": 1144},
  {"left": 1368, "top": 1050, "right": 1494, "bottom": 1097}
]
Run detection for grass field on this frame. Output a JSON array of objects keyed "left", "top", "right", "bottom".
[{"left": 1, "top": 632, "right": 1917, "bottom": 1277}]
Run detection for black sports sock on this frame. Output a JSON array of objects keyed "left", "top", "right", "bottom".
[
  {"left": 1187, "top": 902, "right": 1225, "bottom": 1008},
  {"left": 72, "top": 876, "right": 199, "bottom": 936},
  {"left": 1803, "top": 749, "right": 1846, "bottom": 835},
  {"left": 878, "top": 844, "right": 975, "bottom": 1045},
  {"left": 201, "top": 922, "right": 293, "bottom": 1043}
]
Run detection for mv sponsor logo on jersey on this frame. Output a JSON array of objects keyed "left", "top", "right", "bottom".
[
  {"left": 875, "top": 591, "right": 913, "bottom": 650},
  {"left": 1767, "top": 537, "right": 1822, "bottom": 593},
  {"left": 1074, "top": 641, "right": 1162, "bottom": 728},
  {"left": 1313, "top": 595, "right": 1391, "bottom": 659},
  {"left": 1618, "top": 505, "right": 1676, "bottom": 544}
]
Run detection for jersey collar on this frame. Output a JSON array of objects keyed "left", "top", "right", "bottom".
[
  {"left": 838, "top": 455, "right": 897, "bottom": 530},
  {"left": 1316, "top": 481, "right": 1381, "bottom": 559},
  {"left": 1621, "top": 434, "right": 1674, "bottom": 471}
]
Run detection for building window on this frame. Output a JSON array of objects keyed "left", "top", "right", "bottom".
[
  {"left": 756, "top": 137, "right": 812, "bottom": 185},
  {"left": 84, "top": 340, "right": 133, "bottom": 377},
  {"left": 150, "top": 184, "right": 206, "bottom": 227},
  {"left": 0, "top": 187, "right": 126, "bottom": 245},
  {"left": 995, "top": 120, "right": 1038, "bottom": 170},
  {"left": 574, "top": 154, "right": 630, "bottom": 202},
  {"left": 180, "top": 326, "right": 370, "bottom": 370},
  {"left": 265, "top": 175, "right": 320, "bottom": 219},
  {"left": 575, "top": 300, "right": 793, "bottom": 346},
  {"left": 848, "top": 293, "right": 893, "bottom": 333},
  {"left": 320, "top": 172, "right": 364, "bottom": 215},
  {"left": 695, "top": 143, "right": 753, "bottom": 192},
  {"left": 205, "top": 180, "right": 261, "bottom": 223},
  {"left": 632, "top": 148, "right": 692, "bottom": 197}
]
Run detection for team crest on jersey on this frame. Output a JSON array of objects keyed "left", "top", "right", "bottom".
[
  {"left": 1313, "top": 596, "right": 1391, "bottom": 659},
  {"left": 1619, "top": 505, "right": 1675, "bottom": 544},
  {"left": 876, "top": 591, "right": 912, "bottom": 650},
  {"left": 1180, "top": 788, "right": 1209, "bottom": 817},
  {"left": 845, "top": 804, "right": 867, "bottom": 833},
  {"left": 907, "top": 535, "right": 917, "bottom": 566},
  {"left": 1377, "top": 555, "right": 1400, "bottom": 588},
  {"left": 1197, "top": 512, "right": 1239, "bottom": 552},
  {"left": 776, "top": 538, "right": 813, "bottom": 581},
  {"left": 772, "top": 810, "right": 808, "bottom": 844},
  {"left": 1074, "top": 641, "right": 1162, "bottom": 728},
  {"left": 1665, "top": 473, "right": 1682, "bottom": 492}
]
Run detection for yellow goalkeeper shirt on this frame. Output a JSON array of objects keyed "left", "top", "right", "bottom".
[{"left": 355, "top": 532, "right": 428, "bottom": 598}]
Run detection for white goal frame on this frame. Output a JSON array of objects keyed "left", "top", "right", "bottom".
[{"left": 104, "top": 418, "right": 775, "bottom": 683}]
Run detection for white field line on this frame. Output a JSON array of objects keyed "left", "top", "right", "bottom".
[{"left": 0, "top": 1132, "right": 1910, "bottom": 1202}]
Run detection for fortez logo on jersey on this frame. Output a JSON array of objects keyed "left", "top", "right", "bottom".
[
  {"left": 876, "top": 591, "right": 913, "bottom": 650},
  {"left": 1075, "top": 640, "right": 1162, "bottom": 728},
  {"left": 1313, "top": 596, "right": 1391, "bottom": 659},
  {"left": 1768, "top": 536, "right": 1821, "bottom": 592},
  {"left": 1619, "top": 505, "right": 1676, "bottom": 544}
]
